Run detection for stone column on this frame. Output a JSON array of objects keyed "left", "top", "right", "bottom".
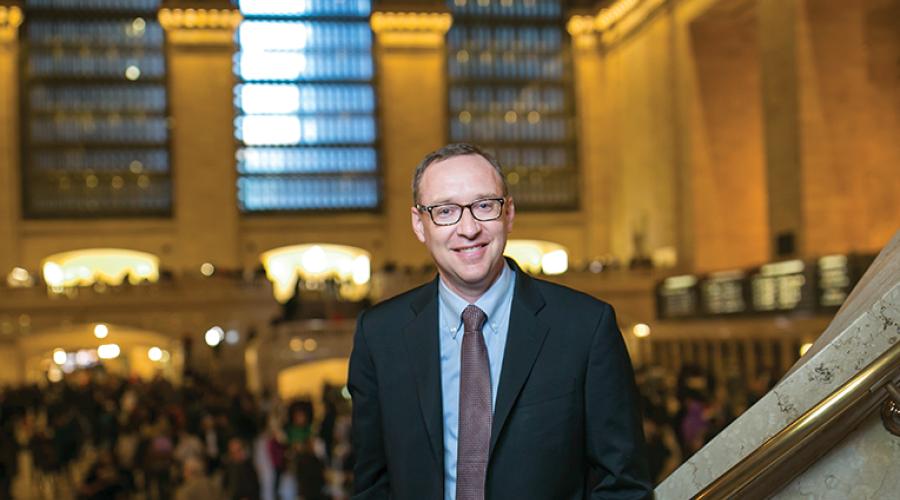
[
  {"left": 0, "top": 5, "right": 22, "bottom": 274},
  {"left": 371, "top": 4, "right": 452, "bottom": 267},
  {"left": 159, "top": 5, "right": 242, "bottom": 272},
  {"left": 759, "top": 0, "right": 803, "bottom": 260},
  {"left": 568, "top": 15, "right": 610, "bottom": 261}
]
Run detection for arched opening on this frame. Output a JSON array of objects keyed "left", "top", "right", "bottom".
[
  {"left": 277, "top": 357, "right": 348, "bottom": 404},
  {"left": 17, "top": 323, "right": 182, "bottom": 384}
]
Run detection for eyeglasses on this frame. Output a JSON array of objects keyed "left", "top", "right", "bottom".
[{"left": 416, "top": 198, "right": 506, "bottom": 226}]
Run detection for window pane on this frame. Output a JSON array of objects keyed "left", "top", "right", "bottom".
[
  {"left": 235, "top": 1, "right": 379, "bottom": 212},
  {"left": 447, "top": 0, "right": 578, "bottom": 210},
  {"left": 21, "top": 0, "right": 171, "bottom": 218}
]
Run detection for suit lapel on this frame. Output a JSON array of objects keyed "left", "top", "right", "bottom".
[
  {"left": 402, "top": 278, "right": 444, "bottom": 469},
  {"left": 489, "top": 264, "right": 549, "bottom": 456}
]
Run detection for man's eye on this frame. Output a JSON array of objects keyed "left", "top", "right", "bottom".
[
  {"left": 436, "top": 207, "right": 453, "bottom": 216},
  {"left": 476, "top": 201, "right": 491, "bottom": 209}
]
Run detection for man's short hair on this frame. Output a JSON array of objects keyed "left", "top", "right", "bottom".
[{"left": 412, "top": 143, "right": 508, "bottom": 204}]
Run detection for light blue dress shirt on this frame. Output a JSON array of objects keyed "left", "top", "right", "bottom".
[{"left": 438, "top": 262, "right": 515, "bottom": 500}]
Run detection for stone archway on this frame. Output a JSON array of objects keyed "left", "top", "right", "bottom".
[
  {"left": 277, "top": 357, "right": 348, "bottom": 402},
  {"left": 15, "top": 323, "right": 182, "bottom": 384}
]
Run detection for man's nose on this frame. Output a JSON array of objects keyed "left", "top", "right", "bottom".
[{"left": 456, "top": 208, "right": 481, "bottom": 237}]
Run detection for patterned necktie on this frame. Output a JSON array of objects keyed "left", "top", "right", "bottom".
[{"left": 456, "top": 304, "right": 491, "bottom": 500}]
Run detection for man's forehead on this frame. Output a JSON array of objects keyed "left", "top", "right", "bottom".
[{"left": 420, "top": 156, "right": 503, "bottom": 197}]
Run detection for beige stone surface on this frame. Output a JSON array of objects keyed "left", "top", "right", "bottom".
[
  {"left": 0, "top": 32, "right": 19, "bottom": 273},
  {"left": 772, "top": 411, "right": 900, "bottom": 500}
]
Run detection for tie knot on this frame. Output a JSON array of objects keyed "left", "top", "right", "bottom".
[{"left": 461, "top": 305, "right": 487, "bottom": 333}]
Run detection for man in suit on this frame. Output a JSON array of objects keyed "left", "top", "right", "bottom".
[{"left": 349, "top": 143, "right": 652, "bottom": 499}]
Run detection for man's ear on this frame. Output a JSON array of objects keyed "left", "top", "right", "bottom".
[
  {"left": 504, "top": 197, "right": 515, "bottom": 233},
  {"left": 411, "top": 206, "right": 427, "bottom": 243}
]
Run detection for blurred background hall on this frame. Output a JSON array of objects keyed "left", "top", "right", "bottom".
[{"left": 0, "top": 0, "right": 898, "bottom": 498}]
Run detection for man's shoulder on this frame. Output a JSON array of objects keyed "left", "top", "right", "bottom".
[{"left": 358, "top": 278, "right": 435, "bottom": 326}]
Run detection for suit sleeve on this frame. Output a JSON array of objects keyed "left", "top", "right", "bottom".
[
  {"left": 585, "top": 304, "right": 653, "bottom": 499},
  {"left": 348, "top": 310, "right": 391, "bottom": 499}
]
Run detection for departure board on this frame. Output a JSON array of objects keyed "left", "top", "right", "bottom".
[
  {"left": 750, "top": 260, "right": 814, "bottom": 312},
  {"left": 817, "top": 255, "right": 851, "bottom": 308},
  {"left": 701, "top": 271, "right": 747, "bottom": 314},
  {"left": 657, "top": 275, "right": 699, "bottom": 318},
  {"left": 655, "top": 254, "right": 872, "bottom": 319}
]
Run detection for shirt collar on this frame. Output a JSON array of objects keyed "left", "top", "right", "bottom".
[{"left": 438, "top": 261, "right": 514, "bottom": 339}]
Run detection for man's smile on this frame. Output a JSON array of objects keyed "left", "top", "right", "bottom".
[{"left": 453, "top": 242, "right": 488, "bottom": 253}]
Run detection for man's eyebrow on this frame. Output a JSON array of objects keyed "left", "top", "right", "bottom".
[{"left": 423, "top": 194, "right": 502, "bottom": 206}]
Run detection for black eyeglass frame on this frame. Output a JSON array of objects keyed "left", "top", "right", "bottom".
[{"left": 415, "top": 197, "right": 507, "bottom": 226}]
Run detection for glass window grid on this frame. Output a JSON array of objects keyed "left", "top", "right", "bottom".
[
  {"left": 20, "top": 0, "right": 171, "bottom": 218},
  {"left": 234, "top": 1, "right": 380, "bottom": 213},
  {"left": 447, "top": 0, "right": 578, "bottom": 211}
]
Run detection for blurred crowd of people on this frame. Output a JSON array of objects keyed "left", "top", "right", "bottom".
[
  {"left": 0, "top": 359, "right": 782, "bottom": 499},
  {"left": 636, "top": 363, "right": 779, "bottom": 484},
  {"left": 0, "top": 369, "right": 352, "bottom": 500}
]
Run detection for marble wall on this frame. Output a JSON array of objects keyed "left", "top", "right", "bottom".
[{"left": 773, "top": 410, "right": 900, "bottom": 499}]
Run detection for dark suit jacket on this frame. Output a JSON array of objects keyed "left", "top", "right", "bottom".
[{"left": 348, "top": 260, "right": 652, "bottom": 499}]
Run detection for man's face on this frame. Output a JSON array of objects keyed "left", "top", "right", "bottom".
[{"left": 411, "top": 154, "right": 514, "bottom": 301}]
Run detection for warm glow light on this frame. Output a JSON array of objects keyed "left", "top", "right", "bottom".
[
  {"left": 0, "top": 6, "right": 24, "bottom": 27},
  {"left": 800, "top": 342, "right": 813, "bottom": 357},
  {"left": 200, "top": 262, "right": 215, "bottom": 277},
  {"left": 97, "top": 344, "right": 121, "bottom": 359},
  {"left": 47, "top": 365, "right": 63, "bottom": 383},
  {"left": 261, "top": 244, "right": 372, "bottom": 302},
  {"left": 290, "top": 337, "right": 303, "bottom": 352},
  {"left": 0, "top": 6, "right": 24, "bottom": 42},
  {"left": 633, "top": 323, "right": 651, "bottom": 338},
  {"left": 159, "top": 8, "right": 243, "bottom": 31},
  {"left": 566, "top": 14, "right": 595, "bottom": 37},
  {"left": 41, "top": 248, "right": 160, "bottom": 293},
  {"left": 43, "top": 262, "right": 65, "bottom": 287},
  {"left": 75, "top": 350, "right": 96, "bottom": 367},
  {"left": 569, "top": 0, "right": 666, "bottom": 48},
  {"left": 370, "top": 12, "right": 452, "bottom": 34},
  {"left": 53, "top": 348, "right": 67, "bottom": 365},
  {"left": 148, "top": 347, "right": 163, "bottom": 362},
  {"left": 595, "top": 0, "right": 641, "bottom": 31},
  {"left": 352, "top": 255, "right": 371, "bottom": 285},
  {"left": 225, "top": 329, "right": 240, "bottom": 345},
  {"left": 301, "top": 245, "right": 328, "bottom": 274},
  {"left": 304, "top": 338, "right": 318, "bottom": 352},
  {"left": 370, "top": 11, "right": 452, "bottom": 48},
  {"left": 7, "top": 267, "right": 33, "bottom": 287},
  {"left": 205, "top": 326, "right": 225, "bottom": 347},
  {"left": 541, "top": 249, "right": 569, "bottom": 275},
  {"left": 369, "top": 11, "right": 453, "bottom": 48},
  {"left": 94, "top": 324, "right": 109, "bottom": 339},
  {"left": 504, "top": 240, "right": 569, "bottom": 275},
  {"left": 125, "top": 65, "right": 141, "bottom": 80}
]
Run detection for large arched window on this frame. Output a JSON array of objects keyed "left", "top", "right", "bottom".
[
  {"left": 234, "top": 1, "right": 379, "bottom": 212},
  {"left": 447, "top": 0, "right": 577, "bottom": 210},
  {"left": 21, "top": 0, "right": 170, "bottom": 217}
]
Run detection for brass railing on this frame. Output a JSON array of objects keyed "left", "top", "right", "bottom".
[{"left": 694, "top": 341, "right": 900, "bottom": 499}]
